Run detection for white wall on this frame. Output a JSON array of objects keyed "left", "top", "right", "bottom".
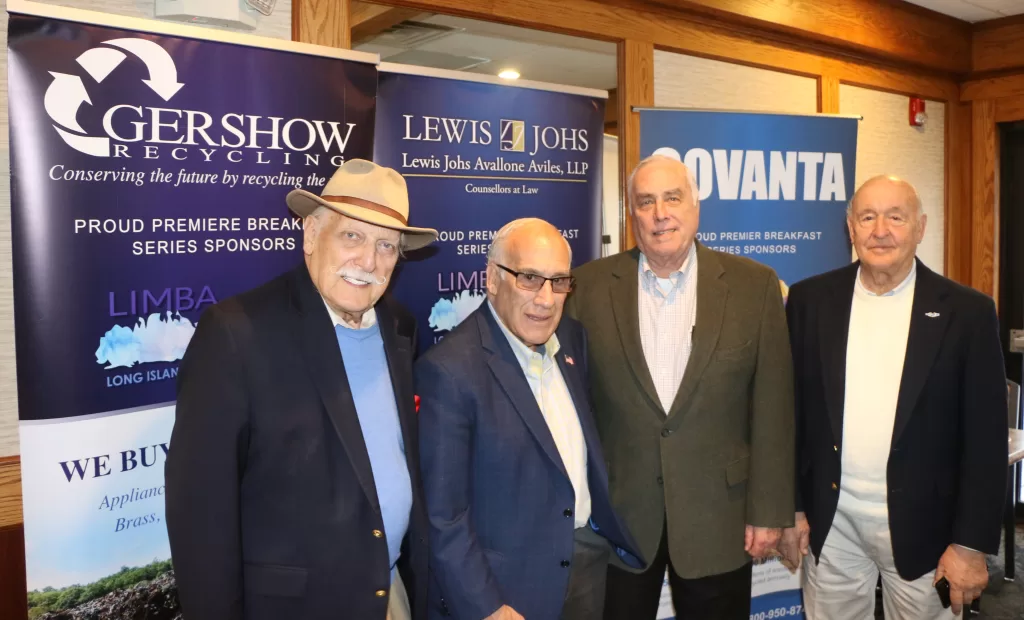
[
  {"left": 602, "top": 133, "right": 619, "bottom": 256},
  {"left": 652, "top": 49, "right": 946, "bottom": 273},
  {"left": 0, "top": 0, "right": 293, "bottom": 456},
  {"left": 654, "top": 50, "right": 817, "bottom": 114},
  {"left": 839, "top": 85, "right": 946, "bottom": 273},
  {"left": 0, "top": 1, "right": 14, "bottom": 457}
]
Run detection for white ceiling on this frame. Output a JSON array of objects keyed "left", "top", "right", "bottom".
[
  {"left": 901, "top": 0, "right": 1024, "bottom": 22},
  {"left": 355, "top": 14, "right": 617, "bottom": 90}
]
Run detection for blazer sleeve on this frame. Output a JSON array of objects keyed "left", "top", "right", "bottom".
[
  {"left": 952, "top": 298, "right": 1008, "bottom": 554},
  {"left": 564, "top": 285, "right": 580, "bottom": 321},
  {"left": 165, "top": 305, "right": 249, "bottom": 620},
  {"left": 416, "top": 357, "right": 504, "bottom": 620},
  {"left": 747, "top": 269, "right": 797, "bottom": 528},
  {"left": 785, "top": 286, "right": 805, "bottom": 514}
]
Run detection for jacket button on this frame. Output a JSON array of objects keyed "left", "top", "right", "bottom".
[
  {"left": 833, "top": 445, "right": 838, "bottom": 452},
  {"left": 831, "top": 482, "right": 838, "bottom": 490},
  {"left": 661, "top": 428, "right": 671, "bottom": 438},
  {"left": 561, "top": 560, "right": 571, "bottom": 568},
  {"left": 376, "top": 589, "right": 387, "bottom": 597},
  {"left": 372, "top": 529, "right": 383, "bottom": 538},
  {"left": 563, "top": 508, "right": 573, "bottom": 518},
  {"left": 656, "top": 476, "right": 664, "bottom": 485}
]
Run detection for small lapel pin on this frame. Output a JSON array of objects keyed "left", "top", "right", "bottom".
[
  {"left": 565, "top": 355, "right": 575, "bottom": 366},
  {"left": 925, "top": 312, "right": 940, "bottom": 318}
]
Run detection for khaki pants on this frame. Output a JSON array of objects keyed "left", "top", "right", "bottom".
[
  {"left": 803, "top": 493, "right": 956, "bottom": 620},
  {"left": 386, "top": 571, "right": 411, "bottom": 620}
]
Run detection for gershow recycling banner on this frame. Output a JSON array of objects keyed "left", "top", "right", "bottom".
[
  {"left": 8, "top": 9, "right": 376, "bottom": 615},
  {"left": 373, "top": 66, "right": 604, "bottom": 352},
  {"left": 640, "top": 109, "right": 858, "bottom": 620}
]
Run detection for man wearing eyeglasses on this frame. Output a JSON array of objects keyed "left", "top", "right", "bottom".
[
  {"left": 417, "top": 218, "right": 644, "bottom": 620},
  {"left": 566, "top": 153, "right": 794, "bottom": 619}
]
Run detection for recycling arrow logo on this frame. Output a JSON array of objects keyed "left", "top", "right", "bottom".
[{"left": 44, "top": 37, "right": 185, "bottom": 157}]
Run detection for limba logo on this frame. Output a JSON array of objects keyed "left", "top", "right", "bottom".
[{"left": 44, "top": 37, "right": 358, "bottom": 164}]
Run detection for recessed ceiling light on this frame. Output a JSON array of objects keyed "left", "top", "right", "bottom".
[{"left": 498, "top": 69, "right": 520, "bottom": 80}]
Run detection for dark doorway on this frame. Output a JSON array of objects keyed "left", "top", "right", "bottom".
[
  {"left": 999, "top": 121, "right": 1024, "bottom": 512},
  {"left": 1000, "top": 122, "right": 1024, "bottom": 385}
]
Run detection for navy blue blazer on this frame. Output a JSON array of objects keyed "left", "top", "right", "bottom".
[
  {"left": 166, "top": 266, "right": 429, "bottom": 620},
  {"left": 416, "top": 305, "right": 643, "bottom": 620}
]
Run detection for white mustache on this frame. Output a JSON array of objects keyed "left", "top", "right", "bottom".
[{"left": 336, "top": 267, "right": 386, "bottom": 286}]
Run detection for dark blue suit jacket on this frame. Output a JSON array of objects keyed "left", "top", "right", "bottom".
[
  {"left": 166, "top": 266, "right": 429, "bottom": 620},
  {"left": 416, "top": 305, "right": 643, "bottom": 620}
]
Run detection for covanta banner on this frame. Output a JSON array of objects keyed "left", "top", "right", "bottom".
[
  {"left": 640, "top": 109, "right": 858, "bottom": 620},
  {"left": 8, "top": 9, "right": 376, "bottom": 616},
  {"left": 373, "top": 66, "right": 604, "bottom": 352}
]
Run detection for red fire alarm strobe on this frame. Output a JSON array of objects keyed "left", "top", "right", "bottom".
[{"left": 910, "top": 98, "right": 927, "bottom": 127}]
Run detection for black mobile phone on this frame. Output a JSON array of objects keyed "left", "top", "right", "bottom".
[{"left": 935, "top": 577, "right": 952, "bottom": 609}]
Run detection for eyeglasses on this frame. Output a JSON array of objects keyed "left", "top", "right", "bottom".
[{"left": 495, "top": 264, "right": 575, "bottom": 294}]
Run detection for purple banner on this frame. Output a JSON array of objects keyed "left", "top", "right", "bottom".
[
  {"left": 373, "top": 69, "right": 605, "bottom": 353},
  {"left": 8, "top": 12, "right": 375, "bottom": 612}
]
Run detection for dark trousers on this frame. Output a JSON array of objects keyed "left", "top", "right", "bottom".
[
  {"left": 603, "top": 523, "right": 753, "bottom": 620},
  {"left": 561, "top": 525, "right": 611, "bottom": 620}
]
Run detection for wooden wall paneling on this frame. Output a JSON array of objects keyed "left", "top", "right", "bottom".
[
  {"left": 637, "top": 0, "right": 971, "bottom": 74},
  {"left": 293, "top": 0, "right": 352, "bottom": 48},
  {"left": 351, "top": 2, "right": 423, "bottom": 45},
  {"left": 996, "top": 95, "right": 1024, "bottom": 124},
  {"left": 604, "top": 88, "right": 618, "bottom": 136},
  {"left": 818, "top": 75, "right": 840, "bottom": 114},
  {"left": 972, "top": 15, "right": 1024, "bottom": 75},
  {"left": 617, "top": 40, "right": 653, "bottom": 251},
  {"left": 0, "top": 458, "right": 25, "bottom": 620},
  {"left": 0, "top": 524, "right": 27, "bottom": 620},
  {"left": 971, "top": 100, "right": 997, "bottom": 297},
  {"left": 946, "top": 101, "right": 972, "bottom": 285},
  {"left": 380, "top": 0, "right": 960, "bottom": 102},
  {"left": 0, "top": 457, "right": 21, "bottom": 530},
  {"left": 961, "top": 74, "right": 1024, "bottom": 103}
]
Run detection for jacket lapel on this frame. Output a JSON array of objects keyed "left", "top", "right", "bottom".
[
  {"left": 479, "top": 307, "right": 569, "bottom": 480},
  {"left": 290, "top": 266, "right": 379, "bottom": 512},
  {"left": 666, "top": 245, "right": 726, "bottom": 420},
  {"left": 609, "top": 249, "right": 663, "bottom": 416},
  {"left": 819, "top": 263, "right": 858, "bottom": 444},
  {"left": 376, "top": 298, "right": 422, "bottom": 498},
  {"left": 891, "top": 262, "right": 952, "bottom": 445}
]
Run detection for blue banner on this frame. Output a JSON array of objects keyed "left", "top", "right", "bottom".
[
  {"left": 8, "top": 12, "right": 376, "bottom": 613},
  {"left": 640, "top": 109, "right": 857, "bottom": 298},
  {"left": 640, "top": 109, "right": 858, "bottom": 620},
  {"left": 373, "top": 69, "right": 604, "bottom": 352}
]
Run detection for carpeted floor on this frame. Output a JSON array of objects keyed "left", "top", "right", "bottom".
[{"left": 874, "top": 524, "right": 1024, "bottom": 619}]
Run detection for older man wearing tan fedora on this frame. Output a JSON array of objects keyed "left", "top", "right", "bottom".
[{"left": 166, "top": 159, "right": 437, "bottom": 620}]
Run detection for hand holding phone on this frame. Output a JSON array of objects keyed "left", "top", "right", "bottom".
[{"left": 935, "top": 576, "right": 952, "bottom": 609}]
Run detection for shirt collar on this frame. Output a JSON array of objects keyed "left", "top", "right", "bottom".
[
  {"left": 487, "top": 301, "right": 560, "bottom": 368},
  {"left": 639, "top": 243, "right": 697, "bottom": 286},
  {"left": 855, "top": 260, "right": 917, "bottom": 298},
  {"left": 322, "top": 297, "right": 378, "bottom": 330}
]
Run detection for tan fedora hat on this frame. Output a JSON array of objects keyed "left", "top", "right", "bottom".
[{"left": 286, "top": 159, "right": 438, "bottom": 251}]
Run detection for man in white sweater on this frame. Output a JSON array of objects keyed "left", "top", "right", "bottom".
[{"left": 781, "top": 175, "right": 1007, "bottom": 619}]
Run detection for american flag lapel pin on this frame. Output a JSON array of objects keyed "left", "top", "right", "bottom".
[{"left": 565, "top": 355, "right": 575, "bottom": 366}]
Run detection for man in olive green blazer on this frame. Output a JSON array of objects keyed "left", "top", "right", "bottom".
[{"left": 565, "top": 154, "right": 794, "bottom": 620}]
